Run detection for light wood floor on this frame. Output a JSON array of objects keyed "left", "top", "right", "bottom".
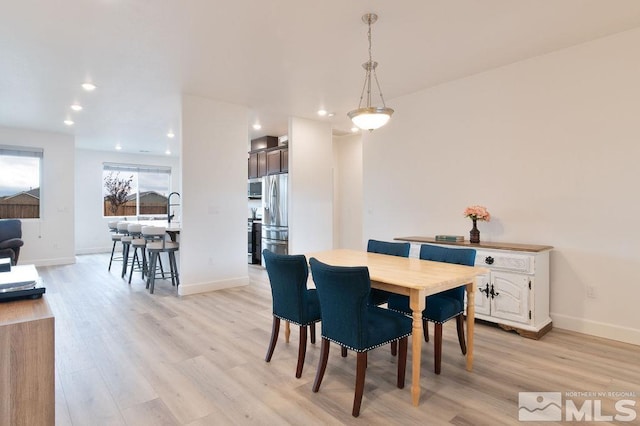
[{"left": 40, "top": 254, "right": 639, "bottom": 425}]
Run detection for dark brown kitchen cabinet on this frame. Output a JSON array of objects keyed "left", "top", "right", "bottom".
[
  {"left": 251, "top": 136, "right": 278, "bottom": 151},
  {"left": 248, "top": 151, "right": 268, "bottom": 178},
  {"left": 281, "top": 149, "right": 288, "bottom": 172},
  {"left": 251, "top": 222, "right": 262, "bottom": 264},
  {"left": 248, "top": 152, "right": 258, "bottom": 178},
  {"left": 248, "top": 146, "right": 288, "bottom": 178},
  {"left": 266, "top": 147, "right": 288, "bottom": 175},
  {"left": 257, "top": 151, "right": 267, "bottom": 176},
  {"left": 266, "top": 149, "right": 281, "bottom": 174}
]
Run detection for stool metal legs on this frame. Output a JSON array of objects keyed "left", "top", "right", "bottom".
[
  {"left": 121, "top": 242, "right": 131, "bottom": 278},
  {"left": 108, "top": 239, "right": 122, "bottom": 271},
  {"left": 128, "top": 245, "right": 147, "bottom": 284},
  {"left": 168, "top": 251, "right": 180, "bottom": 287},
  {"left": 146, "top": 250, "right": 179, "bottom": 294}
]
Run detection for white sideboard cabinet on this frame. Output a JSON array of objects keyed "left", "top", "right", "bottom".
[{"left": 396, "top": 237, "right": 553, "bottom": 339}]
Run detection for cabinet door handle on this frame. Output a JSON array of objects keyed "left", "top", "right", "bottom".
[
  {"left": 490, "top": 284, "right": 500, "bottom": 299},
  {"left": 485, "top": 256, "right": 494, "bottom": 265},
  {"left": 480, "top": 283, "right": 490, "bottom": 298}
]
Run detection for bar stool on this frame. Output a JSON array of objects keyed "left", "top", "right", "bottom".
[
  {"left": 118, "top": 222, "right": 133, "bottom": 278},
  {"left": 141, "top": 226, "right": 165, "bottom": 278},
  {"left": 108, "top": 221, "right": 123, "bottom": 271},
  {"left": 125, "top": 223, "right": 145, "bottom": 282},
  {"left": 142, "top": 226, "right": 179, "bottom": 294}
]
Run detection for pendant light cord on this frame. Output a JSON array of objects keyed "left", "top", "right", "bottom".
[
  {"left": 356, "top": 15, "right": 387, "bottom": 110},
  {"left": 348, "top": 12, "right": 394, "bottom": 131}
]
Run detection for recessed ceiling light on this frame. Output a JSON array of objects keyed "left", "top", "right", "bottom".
[
  {"left": 82, "top": 83, "right": 96, "bottom": 91},
  {"left": 165, "top": 149, "right": 171, "bottom": 155},
  {"left": 351, "top": 127, "right": 359, "bottom": 133},
  {"left": 167, "top": 131, "right": 175, "bottom": 138},
  {"left": 71, "top": 104, "right": 83, "bottom": 112},
  {"left": 252, "top": 123, "right": 262, "bottom": 130},
  {"left": 115, "top": 145, "right": 122, "bottom": 151},
  {"left": 317, "top": 109, "right": 328, "bottom": 116},
  {"left": 63, "top": 119, "right": 74, "bottom": 126}
]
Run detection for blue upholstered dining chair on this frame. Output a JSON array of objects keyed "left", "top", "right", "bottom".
[
  {"left": 366, "top": 239, "right": 410, "bottom": 306},
  {"left": 262, "top": 249, "right": 322, "bottom": 378},
  {"left": 388, "top": 244, "right": 476, "bottom": 374},
  {"left": 309, "top": 258, "right": 412, "bottom": 417}
]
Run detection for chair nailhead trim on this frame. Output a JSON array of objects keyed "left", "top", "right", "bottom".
[
  {"left": 432, "top": 311, "right": 464, "bottom": 324},
  {"left": 320, "top": 332, "right": 411, "bottom": 353},
  {"left": 273, "top": 314, "right": 319, "bottom": 327}
]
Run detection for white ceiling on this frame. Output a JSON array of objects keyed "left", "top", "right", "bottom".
[{"left": 2, "top": 1, "right": 640, "bottom": 156}]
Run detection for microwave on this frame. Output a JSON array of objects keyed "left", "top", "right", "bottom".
[{"left": 248, "top": 178, "right": 262, "bottom": 198}]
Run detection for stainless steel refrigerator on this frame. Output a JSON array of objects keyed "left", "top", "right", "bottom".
[{"left": 261, "top": 173, "right": 288, "bottom": 257}]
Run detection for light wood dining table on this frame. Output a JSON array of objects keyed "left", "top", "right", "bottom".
[{"left": 305, "top": 248, "right": 487, "bottom": 406}]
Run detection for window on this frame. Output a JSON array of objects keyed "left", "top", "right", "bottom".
[
  {"left": 0, "top": 146, "right": 43, "bottom": 219},
  {"left": 102, "top": 163, "right": 171, "bottom": 217}
]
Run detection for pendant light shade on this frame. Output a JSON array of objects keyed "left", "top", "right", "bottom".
[
  {"left": 348, "top": 13, "right": 394, "bottom": 131},
  {"left": 348, "top": 106, "right": 393, "bottom": 130}
]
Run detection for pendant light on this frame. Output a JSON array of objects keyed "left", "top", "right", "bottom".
[{"left": 347, "top": 13, "right": 394, "bottom": 131}]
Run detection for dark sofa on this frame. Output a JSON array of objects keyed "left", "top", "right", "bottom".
[{"left": 0, "top": 219, "right": 24, "bottom": 265}]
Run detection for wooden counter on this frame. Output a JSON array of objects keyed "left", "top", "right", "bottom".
[
  {"left": 395, "top": 236, "right": 553, "bottom": 253},
  {"left": 0, "top": 296, "right": 55, "bottom": 426}
]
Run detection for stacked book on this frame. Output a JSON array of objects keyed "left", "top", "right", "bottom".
[
  {"left": 0, "top": 264, "right": 39, "bottom": 292},
  {"left": 0, "top": 265, "right": 45, "bottom": 303},
  {"left": 435, "top": 235, "right": 465, "bottom": 242}
]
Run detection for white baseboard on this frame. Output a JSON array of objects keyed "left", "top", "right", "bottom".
[
  {"left": 26, "top": 257, "right": 77, "bottom": 267},
  {"left": 178, "top": 276, "right": 249, "bottom": 296},
  {"left": 551, "top": 312, "right": 640, "bottom": 346},
  {"left": 76, "top": 247, "right": 111, "bottom": 255}
]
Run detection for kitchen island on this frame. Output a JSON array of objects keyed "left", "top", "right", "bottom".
[{"left": 136, "top": 220, "right": 181, "bottom": 241}]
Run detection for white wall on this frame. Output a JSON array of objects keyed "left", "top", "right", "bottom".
[
  {"left": 179, "top": 95, "right": 249, "bottom": 295},
  {"left": 333, "top": 133, "right": 363, "bottom": 250},
  {"left": 74, "top": 148, "right": 181, "bottom": 254},
  {"left": 0, "top": 126, "right": 75, "bottom": 266},
  {"left": 363, "top": 28, "right": 640, "bottom": 345},
  {"left": 288, "top": 117, "right": 333, "bottom": 255}
]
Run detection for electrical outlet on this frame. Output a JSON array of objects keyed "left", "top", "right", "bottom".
[{"left": 587, "top": 286, "right": 596, "bottom": 299}]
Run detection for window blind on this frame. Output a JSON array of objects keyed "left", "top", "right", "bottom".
[
  {"left": 103, "top": 162, "right": 171, "bottom": 174},
  {"left": 0, "top": 146, "right": 44, "bottom": 158}
]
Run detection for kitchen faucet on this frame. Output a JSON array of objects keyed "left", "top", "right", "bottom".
[{"left": 167, "top": 192, "right": 181, "bottom": 223}]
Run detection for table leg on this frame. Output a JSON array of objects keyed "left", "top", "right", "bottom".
[
  {"left": 465, "top": 280, "right": 476, "bottom": 371},
  {"left": 409, "top": 289, "right": 425, "bottom": 406},
  {"left": 285, "top": 320, "right": 290, "bottom": 343}
]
